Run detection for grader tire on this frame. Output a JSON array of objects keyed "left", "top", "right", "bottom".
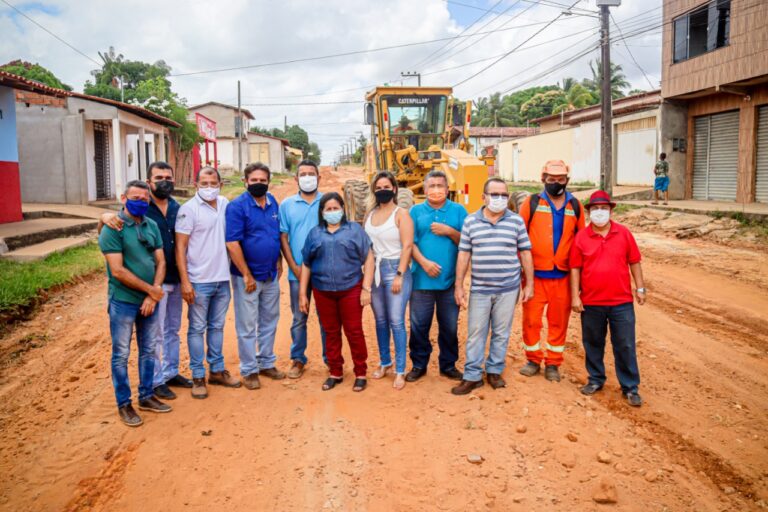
[
  {"left": 397, "top": 188, "right": 414, "bottom": 211},
  {"left": 344, "top": 179, "right": 370, "bottom": 223}
]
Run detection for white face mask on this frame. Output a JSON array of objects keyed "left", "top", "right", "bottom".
[
  {"left": 590, "top": 209, "right": 611, "bottom": 227},
  {"left": 486, "top": 196, "right": 508, "bottom": 213},
  {"left": 198, "top": 186, "right": 220, "bottom": 202},
  {"left": 298, "top": 175, "right": 318, "bottom": 193}
]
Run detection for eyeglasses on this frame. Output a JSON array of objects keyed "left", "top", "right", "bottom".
[
  {"left": 488, "top": 193, "right": 510, "bottom": 200},
  {"left": 135, "top": 224, "right": 154, "bottom": 252}
]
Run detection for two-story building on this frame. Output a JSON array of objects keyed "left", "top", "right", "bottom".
[
  {"left": 662, "top": 0, "right": 768, "bottom": 203},
  {"left": 188, "top": 101, "right": 254, "bottom": 173}
]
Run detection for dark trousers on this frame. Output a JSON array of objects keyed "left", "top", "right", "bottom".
[
  {"left": 408, "top": 287, "right": 460, "bottom": 373},
  {"left": 313, "top": 282, "right": 368, "bottom": 378},
  {"left": 580, "top": 302, "right": 640, "bottom": 394}
]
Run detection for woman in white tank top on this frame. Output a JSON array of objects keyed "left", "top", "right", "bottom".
[{"left": 364, "top": 172, "right": 414, "bottom": 390}]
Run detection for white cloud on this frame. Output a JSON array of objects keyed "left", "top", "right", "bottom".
[{"left": 1, "top": 0, "right": 661, "bottom": 162}]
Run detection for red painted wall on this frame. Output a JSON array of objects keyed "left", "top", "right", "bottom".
[{"left": 0, "top": 161, "right": 23, "bottom": 223}]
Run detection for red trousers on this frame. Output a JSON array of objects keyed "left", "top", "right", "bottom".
[
  {"left": 313, "top": 282, "right": 368, "bottom": 378},
  {"left": 522, "top": 276, "right": 572, "bottom": 366}
]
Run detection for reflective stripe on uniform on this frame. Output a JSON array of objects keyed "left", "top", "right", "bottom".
[
  {"left": 546, "top": 343, "right": 565, "bottom": 353},
  {"left": 523, "top": 342, "right": 541, "bottom": 351}
]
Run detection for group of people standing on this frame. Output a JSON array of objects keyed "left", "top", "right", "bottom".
[{"left": 99, "top": 158, "right": 646, "bottom": 428}]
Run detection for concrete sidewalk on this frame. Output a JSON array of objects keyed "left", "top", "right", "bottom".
[{"left": 22, "top": 203, "right": 115, "bottom": 220}]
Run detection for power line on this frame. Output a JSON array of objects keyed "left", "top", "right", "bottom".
[
  {"left": 452, "top": 0, "right": 581, "bottom": 88},
  {"left": 169, "top": 19, "right": 558, "bottom": 77},
  {"left": 0, "top": 0, "right": 101, "bottom": 66}
]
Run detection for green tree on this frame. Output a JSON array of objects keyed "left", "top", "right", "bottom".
[
  {"left": 584, "top": 59, "right": 631, "bottom": 100},
  {"left": 628, "top": 88, "right": 647, "bottom": 96},
  {"left": 84, "top": 47, "right": 172, "bottom": 101},
  {"left": 552, "top": 83, "right": 596, "bottom": 115},
  {"left": 473, "top": 92, "right": 518, "bottom": 127},
  {"left": 0, "top": 60, "right": 72, "bottom": 90},
  {"left": 352, "top": 134, "right": 368, "bottom": 164},
  {"left": 520, "top": 90, "right": 567, "bottom": 121}
]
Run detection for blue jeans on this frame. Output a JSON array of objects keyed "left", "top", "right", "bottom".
[
  {"left": 108, "top": 298, "right": 158, "bottom": 407},
  {"left": 463, "top": 288, "right": 519, "bottom": 382},
  {"left": 409, "top": 287, "right": 460, "bottom": 372},
  {"left": 580, "top": 303, "right": 640, "bottom": 394},
  {"left": 232, "top": 275, "right": 280, "bottom": 377},
  {"left": 288, "top": 279, "right": 327, "bottom": 365},
  {"left": 187, "top": 281, "right": 231, "bottom": 379},
  {"left": 152, "top": 283, "right": 183, "bottom": 388},
  {"left": 371, "top": 258, "right": 412, "bottom": 374}
]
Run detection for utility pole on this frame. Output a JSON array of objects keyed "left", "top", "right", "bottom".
[
  {"left": 237, "top": 80, "right": 242, "bottom": 173},
  {"left": 597, "top": 0, "right": 620, "bottom": 196},
  {"left": 284, "top": 115, "right": 287, "bottom": 133},
  {"left": 401, "top": 71, "right": 421, "bottom": 87}
]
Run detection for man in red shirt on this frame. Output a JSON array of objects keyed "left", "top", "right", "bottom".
[{"left": 569, "top": 191, "right": 646, "bottom": 407}]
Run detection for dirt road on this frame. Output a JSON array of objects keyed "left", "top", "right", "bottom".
[{"left": 1, "top": 169, "right": 767, "bottom": 511}]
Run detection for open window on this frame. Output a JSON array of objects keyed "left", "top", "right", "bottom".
[{"left": 673, "top": 0, "right": 730, "bottom": 63}]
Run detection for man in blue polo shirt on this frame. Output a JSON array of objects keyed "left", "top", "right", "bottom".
[
  {"left": 279, "top": 159, "right": 326, "bottom": 379},
  {"left": 405, "top": 170, "right": 467, "bottom": 383},
  {"left": 226, "top": 162, "right": 284, "bottom": 390}
]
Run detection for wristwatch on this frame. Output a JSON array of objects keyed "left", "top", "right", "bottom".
[
  {"left": 636, "top": 287, "right": 646, "bottom": 294},
  {"left": 396, "top": 270, "right": 403, "bottom": 277}
]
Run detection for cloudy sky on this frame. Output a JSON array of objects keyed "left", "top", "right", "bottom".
[{"left": 1, "top": 0, "right": 662, "bottom": 163}]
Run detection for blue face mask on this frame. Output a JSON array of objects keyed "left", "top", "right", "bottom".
[
  {"left": 323, "top": 210, "right": 343, "bottom": 225},
  {"left": 125, "top": 198, "right": 149, "bottom": 217}
]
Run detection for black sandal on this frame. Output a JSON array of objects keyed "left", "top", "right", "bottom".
[
  {"left": 353, "top": 378, "right": 367, "bottom": 392},
  {"left": 322, "top": 377, "right": 342, "bottom": 391}
]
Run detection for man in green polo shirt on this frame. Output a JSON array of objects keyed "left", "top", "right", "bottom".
[{"left": 99, "top": 180, "right": 172, "bottom": 427}]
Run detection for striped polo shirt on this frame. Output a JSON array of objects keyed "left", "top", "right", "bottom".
[{"left": 459, "top": 207, "right": 532, "bottom": 294}]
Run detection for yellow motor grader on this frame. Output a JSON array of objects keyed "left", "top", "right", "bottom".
[{"left": 343, "top": 86, "right": 493, "bottom": 221}]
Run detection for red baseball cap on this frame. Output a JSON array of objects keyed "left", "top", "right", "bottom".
[{"left": 585, "top": 190, "right": 616, "bottom": 209}]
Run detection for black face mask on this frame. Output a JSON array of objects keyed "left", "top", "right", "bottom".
[
  {"left": 375, "top": 189, "right": 396, "bottom": 204},
  {"left": 545, "top": 182, "right": 566, "bottom": 197},
  {"left": 152, "top": 180, "right": 174, "bottom": 199},
  {"left": 248, "top": 183, "right": 268, "bottom": 198}
]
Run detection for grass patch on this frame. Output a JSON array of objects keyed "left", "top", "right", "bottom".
[
  {"left": 612, "top": 203, "right": 641, "bottom": 215},
  {"left": 0, "top": 242, "right": 103, "bottom": 314},
  {"left": 507, "top": 183, "right": 541, "bottom": 194},
  {"left": 219, "top": 173, "right": 294, "bottom": 200},
  {"left": 570, "top": 180, "right": 596, "bottom": 188}
]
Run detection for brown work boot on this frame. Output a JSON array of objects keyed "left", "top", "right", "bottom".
[
  {"left": 287, "top": 361, "right": 305, "bottom": 379},
  {"left": 260, "top": 367, "right": 286, "bottom": 380},
  {"left": 243, "top": 373, "right": 261, "bottom": 390},
  {"left": 519, "top": 361, "right": 541, "bottom": 377},
  {"left": 191, "top": 378, "right": 208, "bottom": 399},
  {"left": 487, "top": 373, "right": 507, "bottom": 389},
  {"left": 118, "top": 404, "right": 143, "bottom": 427},
  {"left": 451, "top": 379, "right": 484, "bottom": 396},
  {"left": 208, "top": 370, "right": 242, "bottom": 388}
]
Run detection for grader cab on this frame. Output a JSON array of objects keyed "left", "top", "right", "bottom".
[{"left": 343, "top": 86, "right": 491, "bottom": 222}]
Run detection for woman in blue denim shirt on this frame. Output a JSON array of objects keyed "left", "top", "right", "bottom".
[
  {"left": 364, "top": 172, "right": 414, "bottom": 390},
  {"left": 299, "top": 193, "right": 375, "bottom": 392}
]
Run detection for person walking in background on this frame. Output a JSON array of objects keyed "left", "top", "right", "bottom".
[
  {"left": 226, "top": 163, "right": 284, "bottom": 391},
  {"left": 99, "top": 180, "right": 170, "bottom": 427},
  {"left": 364, "top": 172, "right": 414, "bottom": 390},
  {"left": 279, "top": 159, "right": 326, "bottom": 379},
  {"left": 652, "top": 152, "right": 670, "bottom": 205},
  {"left": 452, "top": 178, "right": 534, "bottom": 396},
  {"left": 518, "top": 160, "right": 585, "bottom": 383},
  {"left": 299, "top": 193, "right": 374, "bottom": 392},
  {"left": 570, "top": 190, "right": 646, "bottom": 407},
  {"left": 176, "top": 167, "right": 241, "bottom": 399},
  {"left": 98, "top": 161, "right": 192, "bottom": 401},
  {"left": 406, "top": 170, "right": 467, "bottom": 383}
]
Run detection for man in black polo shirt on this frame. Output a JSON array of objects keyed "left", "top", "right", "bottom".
[{"left": 100, "top": 162, "right": 192, "bottom": 401}]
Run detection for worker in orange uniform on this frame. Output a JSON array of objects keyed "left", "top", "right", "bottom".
[{"left": 518, "top": 160, "right": 585, "bottom": 382}]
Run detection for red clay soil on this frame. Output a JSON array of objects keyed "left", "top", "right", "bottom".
[{"left": 0, "top": 167, "right": 766, "bottom": 511}]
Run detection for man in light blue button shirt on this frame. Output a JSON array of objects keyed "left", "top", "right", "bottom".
[
  {"left": 279, "top": 160, "right": 326, "bottom": 378},
  {"left": 406, "top": 170, "right": 467, "bottom": 383}
]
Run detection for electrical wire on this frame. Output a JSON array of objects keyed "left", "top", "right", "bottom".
[{"left": 0, "top": 0, "right": 101, "bottom": 66}]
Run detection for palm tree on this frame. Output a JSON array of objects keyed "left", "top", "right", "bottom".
[
  {"left": 585, "top": 59, "right": 630, "bottom": 100},
  {"left": 560, "top": 77, "right": 577, "bottom": 92},
  {"left": 553, "top": 83, "right": 596, "bottom": 114},
  {"left": 474, "top": 92, "right": 517, "bottom": 127}
]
